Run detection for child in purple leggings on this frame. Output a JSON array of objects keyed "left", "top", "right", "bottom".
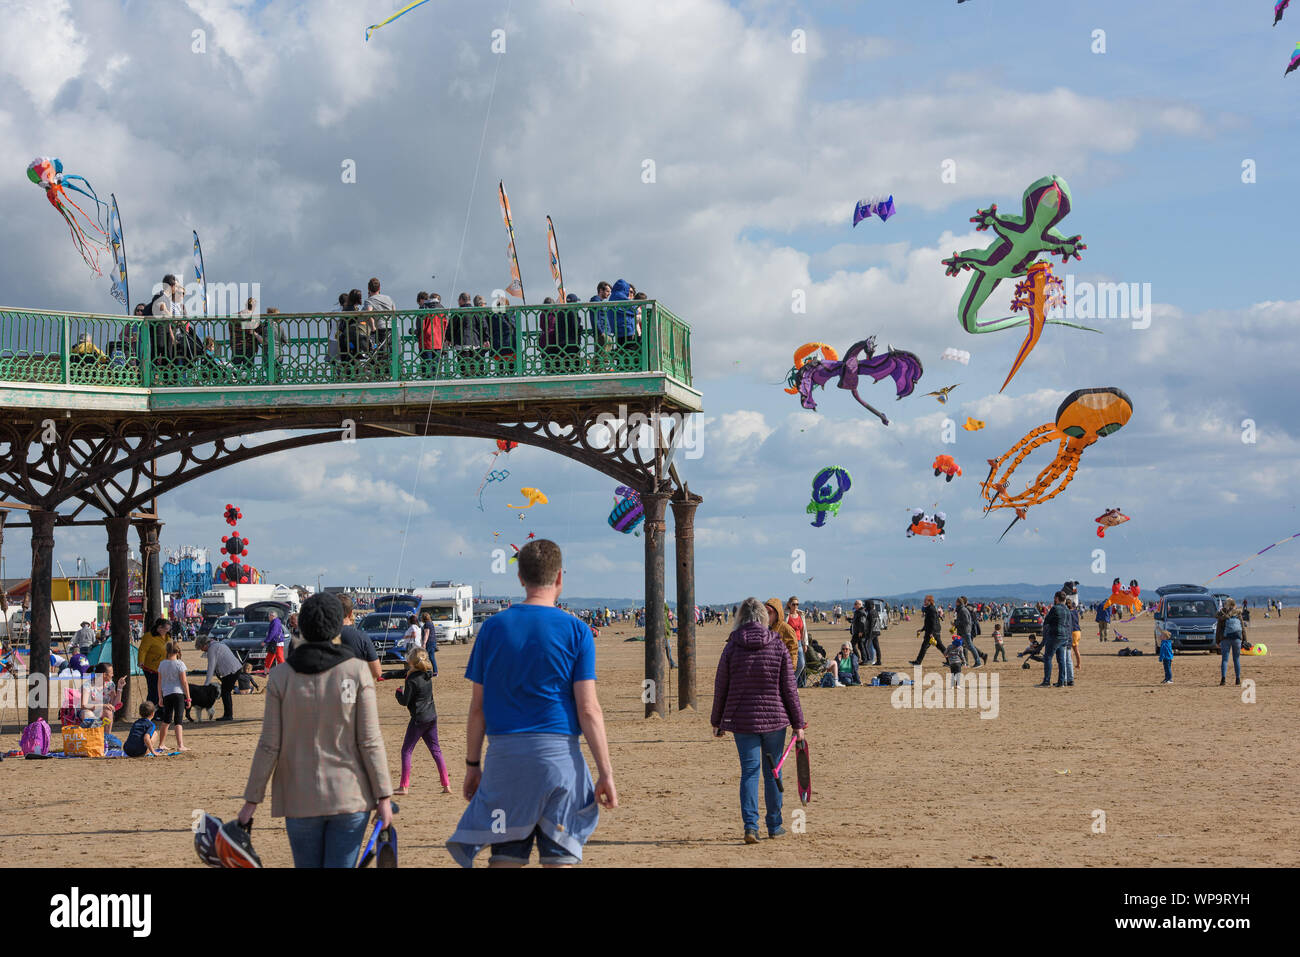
[{"left": 394, "top": 647, "right": 450, "bottom": 795}]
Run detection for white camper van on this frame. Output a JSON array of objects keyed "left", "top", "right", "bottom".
[{"left": 415, "top": 582, "right": 475, "bottom": 644}]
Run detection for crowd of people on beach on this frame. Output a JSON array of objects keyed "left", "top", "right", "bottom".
[{"left": 13, "top": 566, "right": 1295, "bottom": 864}]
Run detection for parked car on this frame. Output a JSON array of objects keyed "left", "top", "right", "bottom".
[
  {"left": 209, "top": 614, "right": 244, "bottom": 641},
  {"left": 221, "top": 621, "right": 270, "bottom": 667},
  {"left": 1154, "top": 594, "right": 1219, "bottom": 653},
  {"left": 1006, "top": 606, "right": 1043, "bottom": 636},
  {"left": 360, "top": 612, "right": 416, "bottom": 667}
]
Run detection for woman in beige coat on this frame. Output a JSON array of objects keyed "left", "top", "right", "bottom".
[{"left": 238, "top": 592, "right": 393, "bottom": 867}]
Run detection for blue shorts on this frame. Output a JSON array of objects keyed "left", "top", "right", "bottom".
[{"left": 489, "top": 826, "right": 579, "bottom": 866}]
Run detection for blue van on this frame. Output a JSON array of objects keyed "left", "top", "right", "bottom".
[{"left": 1154, "top": 593, "right": 1219, "bottom": 652}]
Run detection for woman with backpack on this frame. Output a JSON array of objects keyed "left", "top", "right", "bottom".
[{"left": 1216, "top": 599, "right": 1247, "bottom": 687}]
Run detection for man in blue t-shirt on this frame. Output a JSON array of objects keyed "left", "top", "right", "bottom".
[{"left": 448, "top": 539, "right": 617, "bottom": 868}]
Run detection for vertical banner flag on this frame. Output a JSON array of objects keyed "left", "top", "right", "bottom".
[
  {"left": 192, "top": 230, "right": 208, "bottom": 317},
  {"left": 108, "top": 194, "right": 129, "bottom": 311},
  {"left": 546, "top": 215, "right": 566, "bottom": 303},
  {"left": 498, "top": 181, "right": 525, "bottom": 302}
]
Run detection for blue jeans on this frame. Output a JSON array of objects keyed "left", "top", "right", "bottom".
[
  {"left": 1062, "top": 643, "right": 1075, "bottom": 682},
  {"left": 1161, "top": 659, "right": 1173, "bottom": 681},
  {"left": 734, "top": 729, "right": 786, "bottom": 834},
  {"left": 285, "top": 811, "right": 371, "bottom": 868},
  {"left": 1042, "top": 640, "right": 1066, "bottom": 683},
  {"left": 1220, "top": 638, "right": 1241, "bottom": 680},
  {"left": 796, "top": 647, "right": 806, "bottom": 688}
]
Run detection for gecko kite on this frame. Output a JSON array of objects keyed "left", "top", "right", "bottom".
[{"left": 942, "top": 175, "right": 1098, "bottom": 386}]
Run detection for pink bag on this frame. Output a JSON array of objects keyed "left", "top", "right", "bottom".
[{"left": 20, "top": 717, "right": 51, "bottom": 756}]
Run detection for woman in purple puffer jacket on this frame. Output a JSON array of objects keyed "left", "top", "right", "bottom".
[{"left": 711, "top": 597, "right": 807, "bottom": 844}]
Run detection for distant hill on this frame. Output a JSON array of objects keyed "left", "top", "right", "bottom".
[{"left": 484, "top": 584, "right": 1300, "bottom": 611}]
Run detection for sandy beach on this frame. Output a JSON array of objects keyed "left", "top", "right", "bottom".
[{"left": 3, "top": 610, "right": 1297, "bottom": 868}]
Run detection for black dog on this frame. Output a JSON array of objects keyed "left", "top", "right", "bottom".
[{"left": 185, "top": 684, "right": 222, "bottom": 723}]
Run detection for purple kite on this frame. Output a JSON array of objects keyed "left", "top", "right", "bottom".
[
  {"left": 794, "top": 336, "right": 924, "bottom": 426},
  {"left": 853, "top": 196, "right": 896, "bottom": 226},
  {"left": 1287, "top": 41, "right": 1300, "bottom": 75},
  {"left": 1276, "top": 1, "right": 1291, "bottom": 27}
]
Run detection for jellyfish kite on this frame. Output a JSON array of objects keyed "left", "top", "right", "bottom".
[
  {"left": 608, "top": 486, "right": 644, "bottom": 535},
  {"left": 792, "top": 336, "right": 924, "bottom": 425},
  {"left": 1095, "top": 507, "right": 1131, "bottom": 538},
  {"left": 27, "top": 157, "right": 110, "bottom": 275},
  {"left": 807, "top": 466, "right": 852, "bottom": 528},
  {"left": 981, "top": 387, "right": 1133, "bottom": 539}
]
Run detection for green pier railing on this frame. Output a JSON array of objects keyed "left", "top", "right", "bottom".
[{"left": 0, "top": 300, "right": 692, "bottom": 391}]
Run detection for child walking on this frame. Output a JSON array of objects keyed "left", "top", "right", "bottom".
[
  {"left": 991, "top": 623, "right": 1006, "bottom": 661},
  {"left": 157, "top": 642, "right": 191, "bottom": 751},
  {"left": 945, "top": 637, "right": 965, "bottom": 688},
  {"left": 1157, "top": 632, "right": 1174, "bottom": 684},
  {"left": 394, "top": 647, "right": 450, "bottom": 795}
]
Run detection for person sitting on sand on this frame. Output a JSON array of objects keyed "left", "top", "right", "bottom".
[
  {"left": 235, "top": 661, "right": 261, "bottom": 694},
  {"left": 123, "top": 702, "right": 161, "bottom": 758},
  {"left": 832, "top": 642, "right": 860, "bottom": 686}
]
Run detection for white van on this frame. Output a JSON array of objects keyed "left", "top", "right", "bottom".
[{"left": 415, "top": 582, "right": 475, "bottom": 644}]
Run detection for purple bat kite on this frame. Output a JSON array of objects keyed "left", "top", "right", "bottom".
[
  {"left": 852, "top": 195, "right": 896, "bottom": 226},
  {"left": 796, "top": 336, "right": 924, "bottom": 426}
]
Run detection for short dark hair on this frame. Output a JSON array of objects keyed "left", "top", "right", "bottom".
[
  {"left": 94, "top": 662, "right": 110, "bottom": 674},
  {"left": 597, "top": 281, "right": 611, "bottom": 293},
  {"left": 368, "top": 277, "right": 381, "bottom": 294},
  {"left": 139, "top": 701, "right": 156, "bottom": 718},
  {"left": 152, "top": 617, "right": 169, "bottom": 633},
  {"left": 517, "top": 539, "right": 562, "bottom": 589},
  {"left": 1054, "top": 591, "right": 1066, "bottom": 603},
  {"left": 337, "top": 594, "right": 355, "bottom": 619},
  {"left": 338, "top": 293, "right": 348, "bottom": 306}
]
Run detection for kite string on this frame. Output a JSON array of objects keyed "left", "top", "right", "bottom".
[
  {"left": 389, "top": 0, "right": 513, "bottom": 592},
  {"left": 1202, "top": 531, "right": 1300, "bottom": 586}
]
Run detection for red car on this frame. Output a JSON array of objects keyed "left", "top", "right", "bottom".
[{"left": 932, "top": 455, "right": 962, "bottom": 482}]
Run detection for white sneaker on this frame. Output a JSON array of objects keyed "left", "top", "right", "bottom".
[{"left": 1161, "top": 679, "right": 1172, "bottom": 684}]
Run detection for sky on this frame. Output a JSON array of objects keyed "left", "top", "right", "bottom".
[{"left": 1, "top": 0, "right": 1298, "bottom": 604}]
